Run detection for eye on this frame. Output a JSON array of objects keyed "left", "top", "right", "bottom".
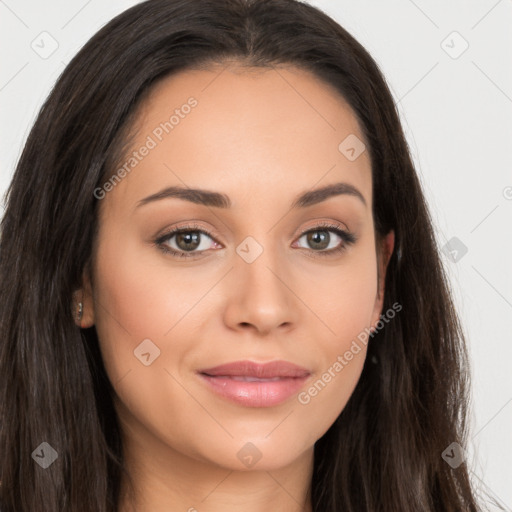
[
  {"left": 293, "top": 222, "right": 356, "bottom": 257},
  {"left": 154, "top": 221, "right": 356, "bottom": 259},
  {"left": 155, "top": 223, "right": 219, "bottom": 258}
]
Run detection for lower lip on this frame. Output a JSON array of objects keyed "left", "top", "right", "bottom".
[{"left": 198, "top": 374, "right": 310, "bottom": 407}]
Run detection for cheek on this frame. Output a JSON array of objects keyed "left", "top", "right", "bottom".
[
  {"left": 312, "top": 246, "right": 379, "bottom": 346},
  {"left": 297, "top": 250, "right": 377, "bottom": 420},
  {"left": 92, "top": 233, "right": 177, "bottom": 381},
  {"left": 91, "top": 229, "right": 222, "bottom": 392},
  {"left": 94, "top": 224, "right": 209, "bottom": 329},
  {"left": 91, "top": 236, "right": 203, "bottom": 440}
]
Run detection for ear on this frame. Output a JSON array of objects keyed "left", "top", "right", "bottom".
[
  {"left": 370, "top": 230, "right": 395, "bottom": 330},
  {"left": 72, "top": 267, "right": 95, "bottom": 329}
]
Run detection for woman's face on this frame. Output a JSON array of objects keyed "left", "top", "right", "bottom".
[{"left": 82, "top": 63, "right": 394, "bottom": 473}]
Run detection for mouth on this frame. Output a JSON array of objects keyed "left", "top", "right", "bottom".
[
  {"left": 197, "top": 360, "right": 311, "bottom": 407},
  {"left": 211, "top": 376, "right": 285, "bottom": 382}
]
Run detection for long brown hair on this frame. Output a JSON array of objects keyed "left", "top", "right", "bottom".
[{"left": 0, "top": 0, "right": 499, "bottom": 510}]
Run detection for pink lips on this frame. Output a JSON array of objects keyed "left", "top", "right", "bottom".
[{"left": 197, "top": 360, "right": 311, "bottom": 408}]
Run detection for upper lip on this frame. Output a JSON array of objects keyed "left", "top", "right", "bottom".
[{"left": 198, "top": 360, "right": 310, "bottom": 378}]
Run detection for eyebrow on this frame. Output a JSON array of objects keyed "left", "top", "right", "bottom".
[{"left": 136, "top": 181, "right": 367, "bottom": 209}]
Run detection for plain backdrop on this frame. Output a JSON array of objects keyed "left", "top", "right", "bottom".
[{"left": 1, "top": 0, "right": 511, "bottom": 509}]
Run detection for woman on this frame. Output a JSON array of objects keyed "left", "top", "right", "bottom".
[{"left": 0, "top": 0, "right": 496, "bottom": 510}]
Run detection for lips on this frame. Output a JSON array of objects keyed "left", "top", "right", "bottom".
[
  {"left": 197, "top": 360, "right": 311, "bottom": 407},
  {"left": 198, "top": 360, "right": 310, "bottom": 379}
]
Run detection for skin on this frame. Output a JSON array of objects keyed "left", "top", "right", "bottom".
[{"left": 76, "top": 61, "right": 394, "bottom": 512}]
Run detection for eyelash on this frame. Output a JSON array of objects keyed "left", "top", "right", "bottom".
[{"left": 154, "top": 221, "right": 357, "bottom": 259}]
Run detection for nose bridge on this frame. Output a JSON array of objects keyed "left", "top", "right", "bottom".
[
  {"left": 223, "top": 231, "right": 298, "bottom": 332},
  {"left": 236, "top": 232, "right": 286, "bottom": 297}
]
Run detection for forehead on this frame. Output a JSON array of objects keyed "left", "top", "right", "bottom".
[{"left": 102, "top": 63, "right": 372, "bottom": 214}]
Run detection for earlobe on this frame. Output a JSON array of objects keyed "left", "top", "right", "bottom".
[
  {"left": 72, "top": 270, "right": 95, "bottom": 328},
  {"left": 72, "top": 289, "right": 84, "bottom": 327}
]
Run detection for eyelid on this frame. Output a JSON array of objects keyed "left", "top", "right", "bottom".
[
  {"left": 154, "top": 221, "right": 219, "bottom": 244},
  {"left": 293, "top": 219, "right": 350, "bottom": 237}
]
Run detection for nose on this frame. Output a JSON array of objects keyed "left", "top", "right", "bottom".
[{"left": 222, "top": 243, "right": 301, "bottom": 336}]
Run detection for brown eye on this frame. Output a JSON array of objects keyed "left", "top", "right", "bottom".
[
  {"left": 155, "top": 222, "right": 356, "bottom": 259},
  {"left": 155, "top": 223, "right": 220, "bottom": 258},
  {"left": 295, "top": 224, "right": 356, "bottom": 256},
  {"left": 162, "top": 229, "right": 216, "bottom": 255},
  {"left": 304, "top": 230, "right": 331, "bottom": 250},
  {"left": 174, "top": 231, "right": 203, "bottom": 252}
]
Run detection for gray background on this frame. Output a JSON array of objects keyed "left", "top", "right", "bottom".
[{"left": 1, "top": 0, "right": 511, "bottom": 508}]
